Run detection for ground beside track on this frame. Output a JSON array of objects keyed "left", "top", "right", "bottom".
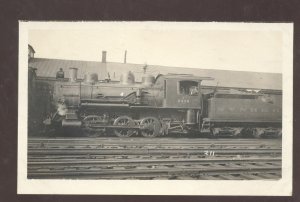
[{"left": 27, "top": 136, "right": 282, "bottom": 180}]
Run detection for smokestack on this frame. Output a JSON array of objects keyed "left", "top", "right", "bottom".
[
  {"left": 69, "top": 67, "right": 78, "bottom": 82},
  {"left": 102, "top": 51, "right": 107, "bottom": 63},
  {"left": 124, "top": 50, "right": 127, "bottom": 64}
]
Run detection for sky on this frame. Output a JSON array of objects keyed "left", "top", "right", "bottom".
[{"left": 28, "top": 22, "right": 284, "bottom": 73}]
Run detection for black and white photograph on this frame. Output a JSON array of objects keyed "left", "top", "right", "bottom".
[{"left": 18, "top": 22, "right": 293, "bottom": 195}]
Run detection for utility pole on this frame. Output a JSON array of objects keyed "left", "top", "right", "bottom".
[{"left": 143, "top": 64, "right": 147, "bottom": 74}]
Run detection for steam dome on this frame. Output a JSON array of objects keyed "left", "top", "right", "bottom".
[{"left": 120, "top": 71, "right": 135, "bottom": 85}]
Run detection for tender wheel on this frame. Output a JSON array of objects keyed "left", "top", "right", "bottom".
[
  {"left": 140, "top": 117, "right": 161, "bottom": 137},
  {"left": 113, "top": 116, "right": 135, "bottom": 137}
]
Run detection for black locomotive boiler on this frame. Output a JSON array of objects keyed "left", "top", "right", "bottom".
[{"left": 43, "top": 68, "right": 282, "bottom": 138}]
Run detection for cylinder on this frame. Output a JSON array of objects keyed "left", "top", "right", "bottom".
[
  {"left": 62, "top": 119, "right": 82, "bottom": 127},
  {"left": 186, "top": 109, "right": 196, "bottom": 125},
  {"left": 69, "top": 68, "right": 78, "bottom": 82}
]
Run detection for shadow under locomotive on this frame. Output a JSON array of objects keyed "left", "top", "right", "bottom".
[{"left": 30, "top": 68, "right": 282, "bottom": 138}]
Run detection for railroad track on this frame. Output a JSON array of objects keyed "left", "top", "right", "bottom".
[{"left": 27, "top": 137, "right": 282, "bottom": 180}]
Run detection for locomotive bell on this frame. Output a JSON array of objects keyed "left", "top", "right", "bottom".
[
  {"left": 84, "top": 73, "right": 98, "bottom": 84},
  {"left": 141, "top": 74, "right": 155, "bottom": 86},
  {"left": 120, "top": 71, "right": 135, "bottom": 85}
]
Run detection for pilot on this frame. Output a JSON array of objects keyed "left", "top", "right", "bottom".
[{"left": 56, "top": 68, "right": 64, "bottom": 79}]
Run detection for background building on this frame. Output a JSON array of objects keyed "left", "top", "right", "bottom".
[
  {"left": 27, "top": 45, "right": 282, "bottom": 135},
  {"left": 28, "top": 44, "right": 35, "bottom": 61},
  {"left": 28, "top": 47, "right": 281, "bottom": 91}
]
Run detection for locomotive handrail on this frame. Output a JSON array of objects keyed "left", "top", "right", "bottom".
[
  {"left": 81, "top": 99, "right": 128, "bottom": 103},
  {"left": 80, "top": 103, "right": 129, "bottom": 107},
  {"left": 158, "top": 74, "right": 214, "bottom": 81}
]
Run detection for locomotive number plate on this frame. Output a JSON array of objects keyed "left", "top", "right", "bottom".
[{"left": 178, "top": 99, "right": 190, "bottom": 103}]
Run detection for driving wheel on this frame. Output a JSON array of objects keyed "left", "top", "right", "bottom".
[
  {"left": 140, "top": 117, "right": 161, "bottom": 137},
  {"left": 113, "top": 116, "right": 135, "bottom": 137}
]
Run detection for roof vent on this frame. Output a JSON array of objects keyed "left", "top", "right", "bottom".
[
  {"left": 102, "top": 51, "right": 107, "bottom": 63},
  {"left": 120, "top": 71, "right": 135, "bottom": 85},
  {"left": 69, "top": 68, "right": 78, "bottom": 82},
  {"left": 84, "top": 73, "right": 98, "bottom": 84}
]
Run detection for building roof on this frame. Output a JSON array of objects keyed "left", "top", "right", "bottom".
[
  {"left": 156, "top": 74, "right": 214, "bottom": 81},
  {"left": 145, "top": 65, "right": 282, "bottom": 90},
  {"left": 29, "top": 58, "right": 108, "bottom": 80},
  {"left": 28, "top": 45, "right": 35, "bottom": 53},
  {"left": 29, "top": 58, "right": 282, "bottom": 90},
  {"left": 106, "top": 62, "right": 282, "bottom": 90}
]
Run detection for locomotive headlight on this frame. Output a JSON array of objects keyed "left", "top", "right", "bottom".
[{"left": 57, "top": 102, "right": 67, "bottom": 116}]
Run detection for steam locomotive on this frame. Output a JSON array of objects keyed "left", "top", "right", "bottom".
[{"left": 42, "top": 68, "right": 282, "bottom": 138}]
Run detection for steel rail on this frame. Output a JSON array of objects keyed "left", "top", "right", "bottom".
[
  {"left": 28, "top": 148, "right": 281, "bottom": 155},
  {"left": 28, "top": 142, "right": 281, "bottom": 147},
  {"left": 28, "top": 153, "right": 282, "bottom": 161},
  {"left": 28, "top": 137, "right": 281, "bottom": 142},
  {"left": 28, "top": 157, "right": 281, "bottom": 166},
  {"left": 28, "top": 164, "right": 281, "bottom": 178}
]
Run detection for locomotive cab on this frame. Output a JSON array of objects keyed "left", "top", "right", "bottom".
[
  {"left": 152, "top": 74, "right": 213, "bottom": 132},
  {"left": 156, "top": 74, "right": 213, "bottom": 109}
]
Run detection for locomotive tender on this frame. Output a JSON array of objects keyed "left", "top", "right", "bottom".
[{"left": 43, "top": 68, "right": 282, "bottom": 138}]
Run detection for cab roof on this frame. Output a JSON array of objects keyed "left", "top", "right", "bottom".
[{"left": 156, "top": 73, "right": 214, "bottom": 81}]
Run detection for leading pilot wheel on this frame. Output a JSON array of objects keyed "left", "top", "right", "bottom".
[
  {"left": 140, "top": 117, "right": 161, "bottom": 138},
  {"left": 113, "top": 116, "right": 135, "bottom": 137}
]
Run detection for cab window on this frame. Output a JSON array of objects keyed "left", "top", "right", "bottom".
[{"left": 178, "top": 80, "right": 199, "bottom": 96}]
